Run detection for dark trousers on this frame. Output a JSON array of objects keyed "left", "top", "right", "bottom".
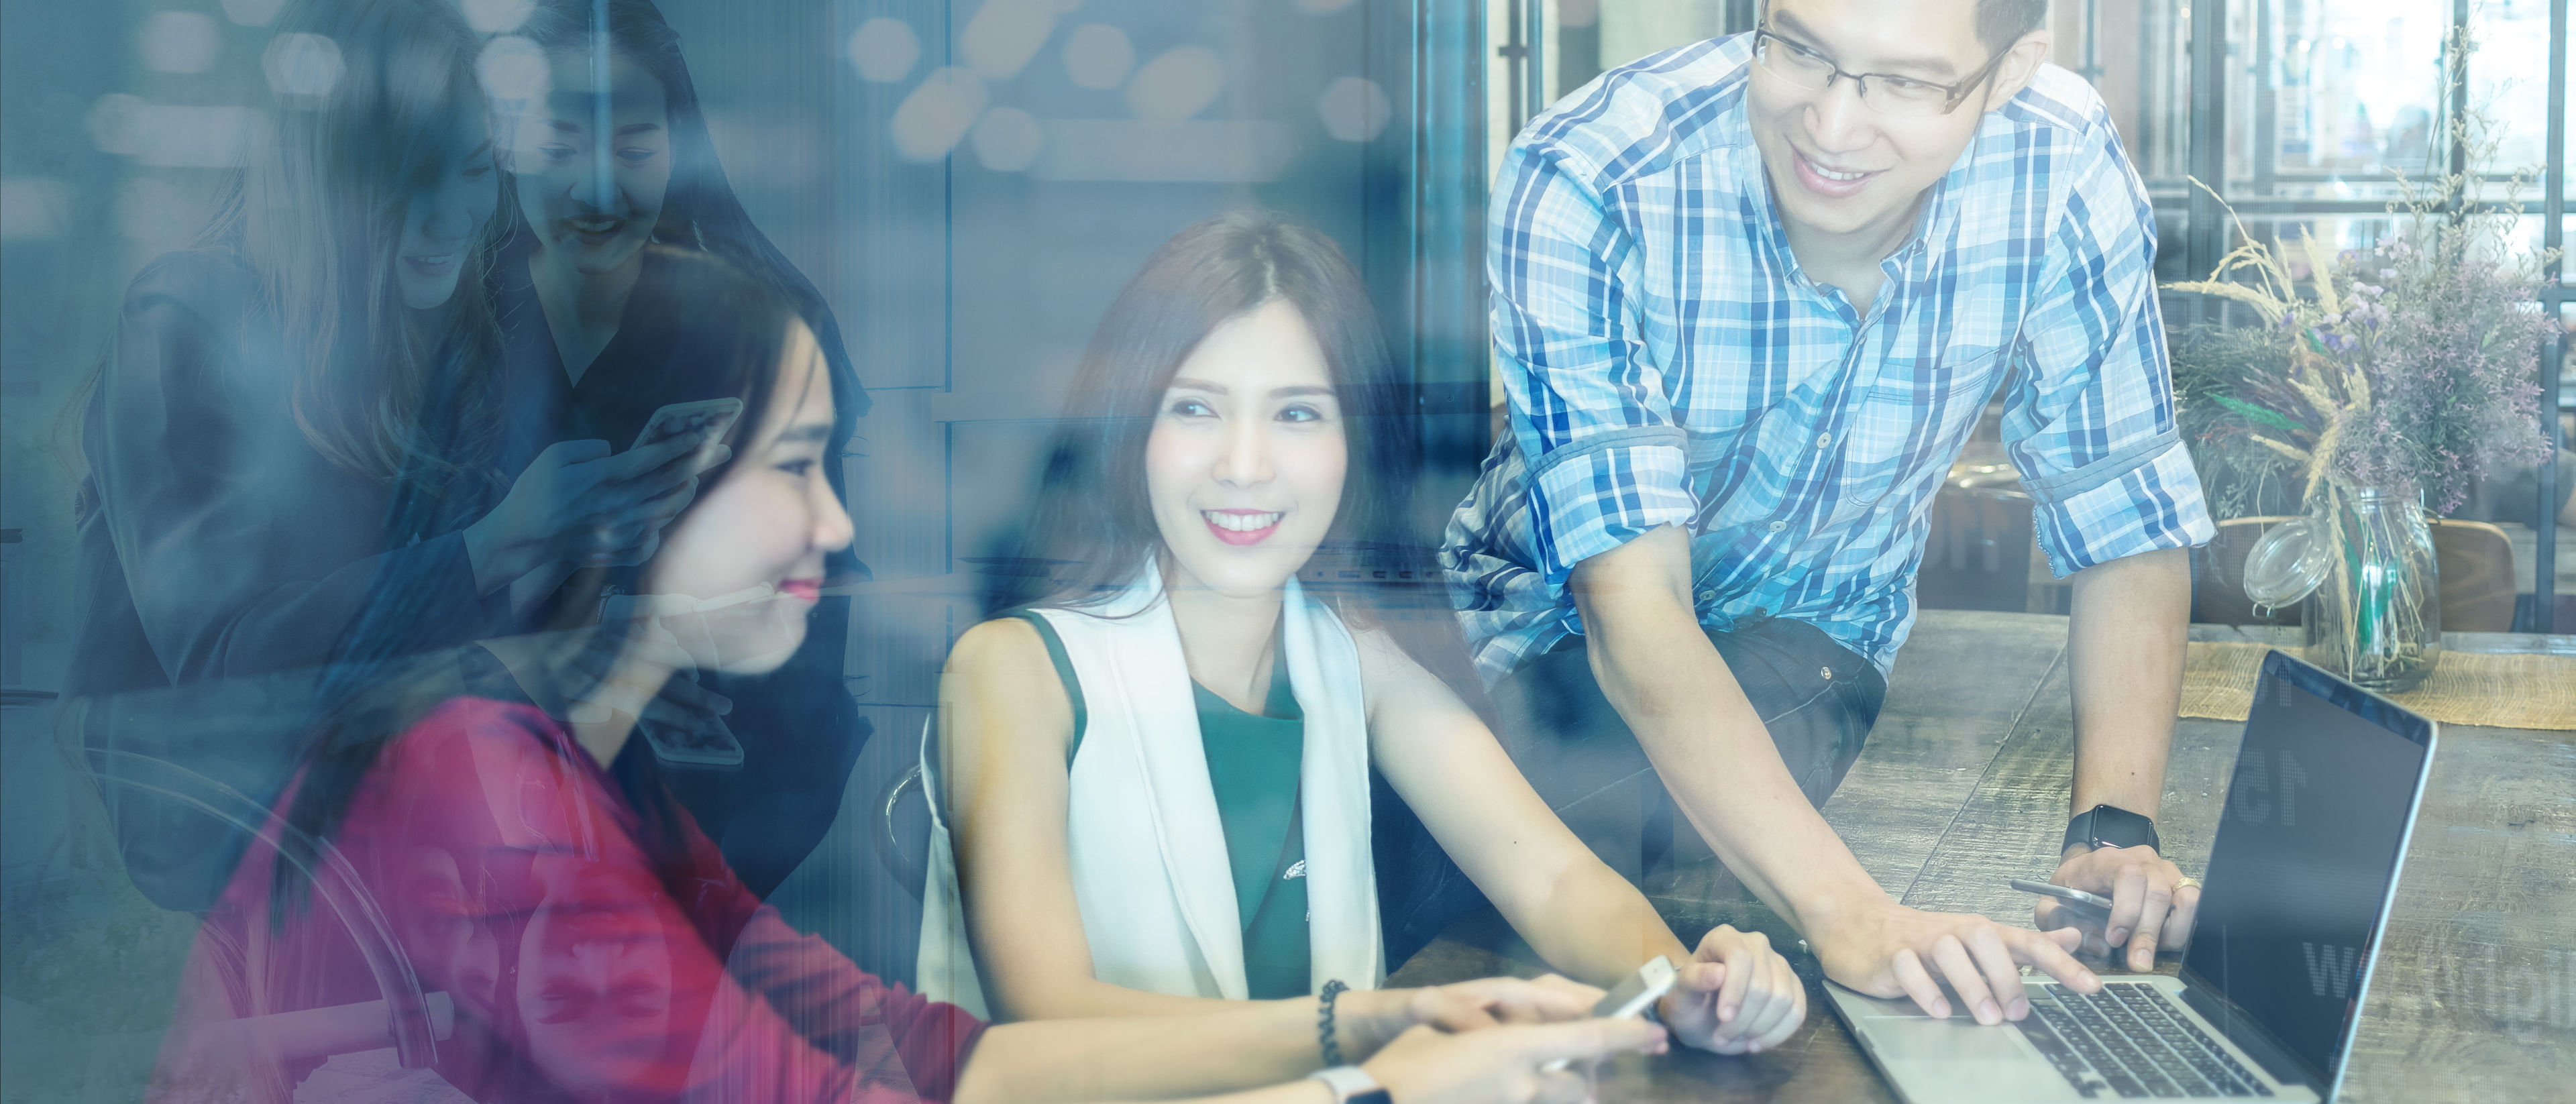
[{"left": 1378, "top": 614, "right": 1886, "bottom": 962}]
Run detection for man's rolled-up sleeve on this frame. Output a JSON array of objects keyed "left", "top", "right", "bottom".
[
  {"left": 2004, "top": 123, "right": 2215, "bottom": 578},
  {"left": 1491, "top": 140, "right": 1695, "bottom": 587}
]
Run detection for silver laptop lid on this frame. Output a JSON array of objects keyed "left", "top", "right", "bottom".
[{"left": 2180, "top": 650, "right": 2436, "bottom": 1099}]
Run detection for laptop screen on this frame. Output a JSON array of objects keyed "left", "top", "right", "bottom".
[{"left": 2180, "top": 652, "right": 2432, "bottom": 1086}]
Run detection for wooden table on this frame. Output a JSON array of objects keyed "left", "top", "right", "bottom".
[{"left": 1386, "top": 610, "right": 2576, "bottom": 1102}]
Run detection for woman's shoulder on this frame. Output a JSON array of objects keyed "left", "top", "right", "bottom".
[
  {"left": 107, "top": 250, "right": 266, "bottom": 394},
  {"left": 946, "top": 612, "right": 1056, "bottom": 674},
  {"left": 364, "top": 696, "right": 619, "bottom": 846},
  {"left": 378, "top": 696, "right": 574, "bottom": 781},
  {"left": 945, "top": 614, "right": 1079, "bottom": 748}
]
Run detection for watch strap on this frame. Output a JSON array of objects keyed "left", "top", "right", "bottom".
[
  {"left": 1310, "top": 1065, "right": 1389, "bottom": 1104},
  {"left": 2064, "top": 804, "right": 2160, "bottom": 854}
]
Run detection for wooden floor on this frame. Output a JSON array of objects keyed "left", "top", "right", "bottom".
[{"left": 1387, "top": 610, "right": 2576, "bottom": 1103}]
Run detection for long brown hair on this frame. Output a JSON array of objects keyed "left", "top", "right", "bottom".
[{"left": 217, "top": 0, "right": 506, "bottom": 500}]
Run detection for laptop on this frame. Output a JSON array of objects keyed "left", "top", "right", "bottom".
[{"left": 1827, "top": 649, "right": 2438, "bottom": 1102}]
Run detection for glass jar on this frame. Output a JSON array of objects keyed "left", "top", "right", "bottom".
[{"left": 2300, "top": 485, "right": 2442, "bottom": 692}]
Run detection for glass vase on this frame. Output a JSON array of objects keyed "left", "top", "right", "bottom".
[{"left": 2300, "top": 485, "right": 2441, "bottom": 692}]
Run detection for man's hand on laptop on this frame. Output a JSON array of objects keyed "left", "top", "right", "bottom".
[
  {"left": 1811, "top": 900, "right": 2100, "bottom": 1024},
  {"left": 2042, "top": 844, "right": 2202, "bottom": 973}
]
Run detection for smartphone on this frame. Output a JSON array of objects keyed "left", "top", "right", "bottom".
[
  {"left": 1542, "top": 956, "right": 1678, "bottom": 1072},
  {"left": 632, "top": 397, "right": 743, "bottom": 451},
  {"left": 1594, "top": 955, "right": 1679, "bottom": 1019},
  {"left": 2008, "top": 877, "right": 2114, "bottom": 912}
]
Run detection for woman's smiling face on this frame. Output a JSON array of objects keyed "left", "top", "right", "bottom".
[
  {"left": 508, "top": 53, "right": 672, "bottom": 277},
  {"left": 643, "top": 317, "right": 852, "bottom": 674},
  {"left": 392, "top": 114, "right": 498, "bottom": 310},
  {"left": 1144, "top": 298, "right": 1347, "bottom": 599}
]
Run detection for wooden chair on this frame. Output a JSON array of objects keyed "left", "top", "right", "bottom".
[{"left": 2430, "top": 518, "right": 2518, "bottom": 632}]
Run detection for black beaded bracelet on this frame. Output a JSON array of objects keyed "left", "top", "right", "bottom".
[{"left": 1318, "top": 979, "right": 1350, "bottom": 1068}]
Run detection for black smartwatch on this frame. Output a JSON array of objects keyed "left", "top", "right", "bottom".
[{"left": 2063, "top": 804, "right": 2159, "bottom": 854}]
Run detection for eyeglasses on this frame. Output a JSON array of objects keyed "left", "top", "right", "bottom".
[{"left": 1752, "top": 28, "right": 2010, "bottom": 118}]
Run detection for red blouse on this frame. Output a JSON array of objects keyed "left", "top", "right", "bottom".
[{"left": 150, "top": 698, "right": 983, "bottom": 1103}]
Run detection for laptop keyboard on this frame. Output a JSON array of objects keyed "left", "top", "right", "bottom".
[{"left": 2015, "top": 982, "right": 2273, "bottom": 1099}]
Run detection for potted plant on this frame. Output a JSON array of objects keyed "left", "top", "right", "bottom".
[{"left": 2165, "top": 166, "right": 2559, "bottom": 690}]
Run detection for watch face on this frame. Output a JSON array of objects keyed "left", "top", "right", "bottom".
[{"left": 2084, "top": 805, "right": 2159, "bottom": 850}]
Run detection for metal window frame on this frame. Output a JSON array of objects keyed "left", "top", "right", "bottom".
[{"left": 2168, "top": 0, "right": 2567, "bottom": 631}]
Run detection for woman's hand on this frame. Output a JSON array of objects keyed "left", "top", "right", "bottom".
[
  {"left": 464, "top": 431, "right": 731, "bottom": 593},
  {"left": 1359, "top": 1019, "right": 1665, "bottom": 1104},
  {"left": 1332, "top": 976, "right": 1604, "bottom": 1061},
  {"left": 1655, "top": 925, "right": 1806, "bottom": 1054}
]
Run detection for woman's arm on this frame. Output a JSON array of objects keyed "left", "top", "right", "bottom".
[
  {"left": 1354, "top": 628, "right": 1684, "bottom": 983},
  {"left": 958, "top": 998, "right": 1665, "bottom": 1104},
  {"left": 1353, "top": 629, "right": 1806, "bottom": 1052},
  {"left": 940, "top": 618, "right": 1253, "bottom": 1019},
  {"left": 89, "top": 256, "right": 494, "bottom": 683}
]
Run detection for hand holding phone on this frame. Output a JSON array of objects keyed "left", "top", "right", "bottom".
[
  {"left": 632, "top": 397, "right": 744, "bottom": 451},
  {"left": 1544, "top": 956, "right": 1677, "bottom": 1072},
  {"left": 2009, "top": 877, "right": 2114, "bottom": 912},
  {"left": 1592, "top": 956, "right": 1678, "bottom": 1019}
]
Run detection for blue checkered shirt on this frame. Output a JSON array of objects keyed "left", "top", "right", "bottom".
[{"left": 1444, "top": 35, "right": 2213, "bottom": 684}]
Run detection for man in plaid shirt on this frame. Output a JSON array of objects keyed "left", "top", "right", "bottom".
[{"left": 1440, "top": 0, "right": 2214, "bottom": 1034}]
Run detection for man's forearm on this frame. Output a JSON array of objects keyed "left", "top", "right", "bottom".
[
  {"left": 1572, "top": 527, "right": 1888, "bottom": 934},
  {"left": 2063, "top": 547, "right": 2192, "bottom": 826}
]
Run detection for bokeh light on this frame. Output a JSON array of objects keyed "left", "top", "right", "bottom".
[
  {"left": 891, "top": 68, "right": 989, "bottom": 161},
  {"left": 847, "top": 17, "right": 920, "bottom": 85},
  {"left": 264, "top": 32, "right": 344, "bottom": 102},
  {"left": 478, "top": 36, "right": 549, "bottom": 103},
  {"left": 961, "top": 0, "right": 1057, "bottom": 82},
  {"left": 1124, "top": 46, "right": 1226, "bottom": 123},
  {"left": 971, "top": 107, "right": 1044, "bottom": 172},
  {"left": 1316, "top": 76, "right": 1391, "bottom": 143},
  {"left": 460, "top": 0, "right": 537, "bottom": 36},
  {"left": 218, "top": 0, "right": 288, "bottom": 27},
  {"left": 138, "top": 11, "right": 220, "bottom": 75}
]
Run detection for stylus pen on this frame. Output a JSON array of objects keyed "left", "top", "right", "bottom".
[{"left": 2008, "top": 877, "right": 2114, "bottom": 912}]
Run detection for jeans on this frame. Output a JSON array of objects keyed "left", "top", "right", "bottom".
[{"left": 1378, "top": 614, "right": 1886, "bottom": 963}]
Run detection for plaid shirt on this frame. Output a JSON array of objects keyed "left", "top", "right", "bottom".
[{"left": 1444, "top": 35, "right": 2212, "bottom": 684}]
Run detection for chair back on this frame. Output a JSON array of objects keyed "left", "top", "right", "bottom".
[
  {"left": 2430, "top": 518, "right": 2517, "bottom": 632},
  {"left": 70, "top": 740, "right": 447, "bottom": 1070},
  {"left": 869, "top": 714, "right": 932, "bottom": 901}
]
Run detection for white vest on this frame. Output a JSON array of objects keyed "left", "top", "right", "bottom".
[{"left": 915, "top": 564, "right": 1383, "bottom": 1015}]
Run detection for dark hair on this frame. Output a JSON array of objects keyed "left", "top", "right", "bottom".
[
  {"left": 989, "top": 211, "right": 1488, "bottom": 713},
  {"left": 270, "top": 250, "right": 806, "bottom": 918},
  {"left": 1976, "top": 0, "right": 2048, "bottom": 53},
  {"left": 513, "top": 0, "right": 869, "bottom": 426},
  {"left": 513, "top": 0, "right": 867, "bottom": 582}
]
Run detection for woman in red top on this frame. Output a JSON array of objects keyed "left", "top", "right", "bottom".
[{"left": 149, "top": 252, "right": 1663, "bottom": 1104}]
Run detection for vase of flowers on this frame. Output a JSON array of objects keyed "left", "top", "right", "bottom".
[
  {"left": 2166, "top": 174, "right": 2559, "bottom": 689},
  {"left": 2298, "top": 484, "right": 2442, "bottom": 689}
]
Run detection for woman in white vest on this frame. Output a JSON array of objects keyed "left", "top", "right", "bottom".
[{"left": 921, "top": 213, "right": 1806, "bottom": 1057}]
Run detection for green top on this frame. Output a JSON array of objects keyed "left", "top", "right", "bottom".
[{"left": 1018, "top": 611, "right": 1312, "bottom": 999}]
